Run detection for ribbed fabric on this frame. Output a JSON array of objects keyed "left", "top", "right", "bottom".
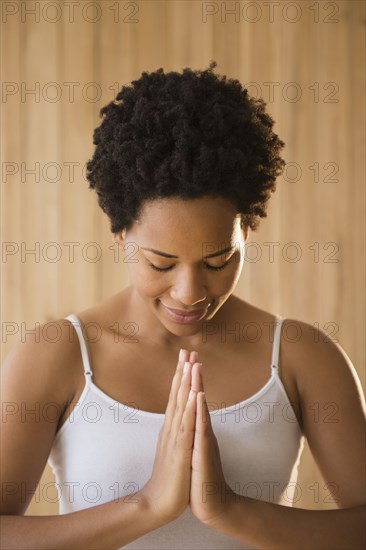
[{"left": 48, "top": 314, "right": 305, "bottom": 549}]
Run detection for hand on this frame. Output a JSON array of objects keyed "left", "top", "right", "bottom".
[
  {"left": 189, "top": 361, "right": 237, "bottom": 528},
  {"left": 138, "top": 349, "right": 198, "bottom": 524}
]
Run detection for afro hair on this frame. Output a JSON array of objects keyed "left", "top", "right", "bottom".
[{"left": 86, "top": 60, "right": 285, "bottom": 233}]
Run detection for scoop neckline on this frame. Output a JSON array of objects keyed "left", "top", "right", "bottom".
[
  {"left": 85, "top": 367, "right": 277, "bottom": 418},
  {"left": 64, "top": 312, "right": 283, "bottom": 418}
]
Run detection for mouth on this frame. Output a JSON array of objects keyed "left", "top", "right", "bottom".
[{"left": 160, "top": 302, "right": 211, "bottom": 324}]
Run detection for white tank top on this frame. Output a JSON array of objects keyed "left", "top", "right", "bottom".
[{"left": 48, "top": 314, "right": 305, "bottom": 549}]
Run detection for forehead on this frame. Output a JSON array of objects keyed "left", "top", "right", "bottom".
[{"left": 127, "top": 197, "right": 242, "bottom": 257}]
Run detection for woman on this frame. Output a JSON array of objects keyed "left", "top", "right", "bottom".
[{"left": 1, "top": 61, "right": 365, "bottom": 549}]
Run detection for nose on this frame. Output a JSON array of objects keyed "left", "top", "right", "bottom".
[{"left": 170, "top": 267, "right": 208, "bottom": 307}]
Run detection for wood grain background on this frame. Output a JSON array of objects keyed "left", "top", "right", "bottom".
[{"left": 1, "top": 0, "right": 365, "bottom": 516}]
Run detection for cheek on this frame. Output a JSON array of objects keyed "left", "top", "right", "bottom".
[
  {"left": 128, "top": 264, "right": 168, "bottom": 297},
  {"left": 219, "top": 258, "right": 243, "bottom": 292},
  {"left": 219, "top": 268, "right": 241, "bottom": 294}
]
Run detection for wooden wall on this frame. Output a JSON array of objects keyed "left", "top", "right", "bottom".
[{"left": 2, "top": 0, "right": 364, "bottom": 516}]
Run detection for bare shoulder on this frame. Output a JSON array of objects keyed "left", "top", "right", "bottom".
[
  {"left": 0, "top": 317, "right": 85, "bottom": 514},
  {"left": 278, "top": 317, "right": 366, "bottom": 508},
  {"left": 227, "top": 294, "right": 279, "bottom": 326},
  {"left": 1, "top": 316, "right": 84, "bottom": 408},
  {"left": 279, "top": 317, "right": 365, "bottom": 409}
]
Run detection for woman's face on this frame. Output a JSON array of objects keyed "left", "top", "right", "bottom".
[{"left": 114, "top": 196, "right": 247, "bottom": 339}]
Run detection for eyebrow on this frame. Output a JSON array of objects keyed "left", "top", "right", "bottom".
[{"left": 140, "top": 246, "right": 235, "bottom": 259}]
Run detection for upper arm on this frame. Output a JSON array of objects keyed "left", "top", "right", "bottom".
[
  {"left": 0, "top": 320, "right": 77, "bottom": 515},
  {"left": 284, "top": 319, "right": 366, "bottom": 509}
]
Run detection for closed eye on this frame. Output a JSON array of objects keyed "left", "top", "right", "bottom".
[{"left": 148, "top": 261, "right": 229, "bottom": 273}]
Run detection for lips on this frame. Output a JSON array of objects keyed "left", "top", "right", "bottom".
[
  {"left": 161, "top": 302, "right": 211, "bottom": 324},
  {"left": 164, "top": 306, "right": 206, "bottom": 316}
]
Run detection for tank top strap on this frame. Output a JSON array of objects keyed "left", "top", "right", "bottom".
[
  {"left": 270, "top": 317, "right": 285, "bottom": 375},
  {"left": 64, "top": 314, "right": 93, "bottom": 380}
]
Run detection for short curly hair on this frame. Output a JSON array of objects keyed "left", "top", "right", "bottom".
[{"left": 86, "top": 60, "right": 285, "bottom": 233}]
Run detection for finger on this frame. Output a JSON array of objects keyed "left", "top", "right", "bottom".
[
  {"left": 189, "top": 350, "right": 199, "bottom": 364},
  {"left": 164, "top": 349, "right": 190, "bottom": 428},
  {"left": 176, "top": 380, "right": 197, "bottom": 451},
  {"left": 197, "top": 390, "right": 213, "bottom": 436},
  {"left": 188, "top": 362, "right": 203, "bottom": 404},
  {"left": 171, "top": 361, "right": 193, "bottom": 436},
  {"left": 195, "top": 391, "right": 210, "bottom": 445}
]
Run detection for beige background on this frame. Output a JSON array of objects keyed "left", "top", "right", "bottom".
[{"left": 1, "top": 0, "right": 365, "bottom": 515}]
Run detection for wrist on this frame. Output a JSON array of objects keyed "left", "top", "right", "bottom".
[
  {"left": 203, "top": 493, "right": 264, "bottom": 545},
  {"left": 135, "top": 490, "right": 174, "bottom": 529},
  {"left": 203, "top": 487, "right": 242, "bottom": 533}
]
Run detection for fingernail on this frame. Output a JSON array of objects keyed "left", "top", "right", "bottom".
[
  {"left": 188, "top": 389, "right": 194, "bottom": 400},
  {"left": 179, "top": 348, "right": 186, "bottom": 362},
  {"left": 183, "top": 362, "right": 190, "bottom": 374}
]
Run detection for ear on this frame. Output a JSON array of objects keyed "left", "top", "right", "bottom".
[
  {"left": 243, "top": 225, "right": 249, "bottom": 241},
  {"left": 112, "top": 229, "right": 126, "bottom": 248}
]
